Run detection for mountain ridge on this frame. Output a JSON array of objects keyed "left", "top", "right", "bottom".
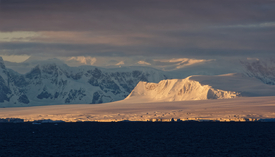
[
  {"left": 0, "top": 57, "right": 169, "bottom": 107},
  {"left": 1, "top": 56, "right": 275, "bottom": 107}
]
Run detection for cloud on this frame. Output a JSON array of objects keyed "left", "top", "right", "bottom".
[
  {"left": 0, "top": 0, "right": 275, "bottom": 59},
  {"left": 0, "top": 31, "right": 40, "bottom": 42},
  {"left": 67, "top": 56, "right": 97, "bottom": 65},
  {"left": 153, "top": 58, "right": 214, "bottom": 70},
  {"left": 214, "top": 22, "right": 275, "bottom": 29},
  {"left": 1, "top": 0, "right": 274, "bottom": 32},
  {"left": 0, "top": 55, "right": 30, "bottom": 63},
  {"left": 137, "top": 61, "right": 151, "bottom": 66},
  {"left": 116, "top": 61, "right": 124, "bottom": 66},
  {"left": 247, "top": 58, "right": 259, "bottom": 61}
]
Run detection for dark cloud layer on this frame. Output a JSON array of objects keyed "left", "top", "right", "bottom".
[
  {"left": 1, "top": 0, "right": 274, "bottom": 32},
  {"left": 0, "top": 0, "right": 274, "bottom": 58}
]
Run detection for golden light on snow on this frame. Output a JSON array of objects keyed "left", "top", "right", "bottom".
[
  {"left": 68, "top": 56, "right": 97, "bottom": 65},
  {"left": 126, "top": 78, "right": 238, "bottom": 102},
  {"left": 0, "top": 55, "right": 30, "bottom": 63},
  {"left": 154, "top": 58, "right": 214, "bottom": 69},
  {"left": 116, "top": 61, "right": 125, "bottom": 66},
  {"left": 137, "top": 61, "right": 151, "bottom": 66},
  {"left": 1, "top": 96, "right": 275, "bottom": 122}
]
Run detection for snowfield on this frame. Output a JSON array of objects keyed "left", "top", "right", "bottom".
[{"left": 1, "top": 96, "right": 275, "bottom": 122}]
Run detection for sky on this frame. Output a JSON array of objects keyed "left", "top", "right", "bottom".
[{"left": 0, "top": 0, "right": 275, "bottom": 64}]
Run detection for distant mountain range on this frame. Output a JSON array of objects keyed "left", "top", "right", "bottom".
[
  {"left": 0, "top": 57, "right": 169, "bottom": 107},
  {"left": 1, "top": 56, "right": 275, "bottom": 107}
]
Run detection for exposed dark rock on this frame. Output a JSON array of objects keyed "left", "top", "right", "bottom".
[
  {"left": 42, "top": 64, "right": 58, "bottom": 75},
  {"left": 91, "top": 91, "right": 112, "bottom": 104},
  {"left": 54, "top": 92, "right": 59, "bottom": 98},
  {"left": 18, "top": 95, "right": 30, "bottom": 104},
  {"left": 87, "top": 68, "right": 102, "bottom": 79},
  {"left": 65, "top": 89, "right": 86, "bottom": 103},
  {"left": 26, "top": 65, "right": 41, "bottom": 79},
  {"left": 0, "top": 76, "right": 11, "bottom": 102},
  {"left": 37, "top": 91, "right": 53, "bottom": 99},
  {"left": 132, "top": 70, "right": 141, "bottom": 78},
  {"left": 10, "top": 74, "right": 28, "bottom": 88},
  {"left": 71, "top": 72, "right": 83, "bottom": 80},
  {"left": 88, "top": 77, "right": 99, "bottom": 86},
  {"left": 139, "top": 74, "right": 148, "bottom": 82},
  {"left": 0, "top": 57, "right": 5, "bottom": 69},
  {"left": 241, "top": 59, "right": 275, "bottom": 85},
  {"left": 92, "top": 92, "right": 100, "bottom": 104},
  {"left": 58, "top": 80, "right": 67, "bottom": 87},
  {"left": 99, "top": 78, "right": 121, "bottom": 94}
]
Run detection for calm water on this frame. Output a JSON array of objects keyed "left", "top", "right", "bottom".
[{"left": 0, "top": 122, "right": 275, "bottom": 157}]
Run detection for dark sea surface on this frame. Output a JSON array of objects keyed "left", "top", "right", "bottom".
[{"left": 0, "top": 122, "right": 275, "bottom": 157}]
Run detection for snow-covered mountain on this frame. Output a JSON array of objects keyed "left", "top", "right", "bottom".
[
  {"left": 1, "top": 56, "right": 275, "bottom": 107},
  {"left": 241, "top": 58, "right": 275, "bottom": 85},
  {"left": 4, "top": 56, "right": 275, "bottom": 86},
  {"left": 125, "top": 73, "right": 275, "bottom": 103},
  {"left": 125, "top": 77, "right": 239, "bottom": 102},
  {"left": 0, "top": 57, "right": 169, "bottom": 107}
]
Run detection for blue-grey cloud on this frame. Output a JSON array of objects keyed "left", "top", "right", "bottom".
[
  {"left": 0, "top": 0, "right": 274, "bottom": 59},
  {"left": 1, "top": 42, "right": 273, "bottom": 59}
]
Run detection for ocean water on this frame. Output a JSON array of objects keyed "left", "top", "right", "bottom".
[{"left": 0, "top": 122, "right": 275, "bottom": 157}]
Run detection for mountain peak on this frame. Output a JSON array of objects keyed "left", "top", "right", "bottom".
[
  {"left": 0, "top": 56, "right": 6, "bottom": 69},
  {"left": 125, "top": 77, "right": 239, "bottom": 103}
]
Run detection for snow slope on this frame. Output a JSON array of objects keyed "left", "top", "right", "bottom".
[
  {"left": 1, "top": 96, "right": 275, "bottom": 122},
  {"left": 125, "top": 77, "right": 239, "bottom": 103},
  {"left": 190, "top": 73, "right": 275, "bottom": 97}
]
